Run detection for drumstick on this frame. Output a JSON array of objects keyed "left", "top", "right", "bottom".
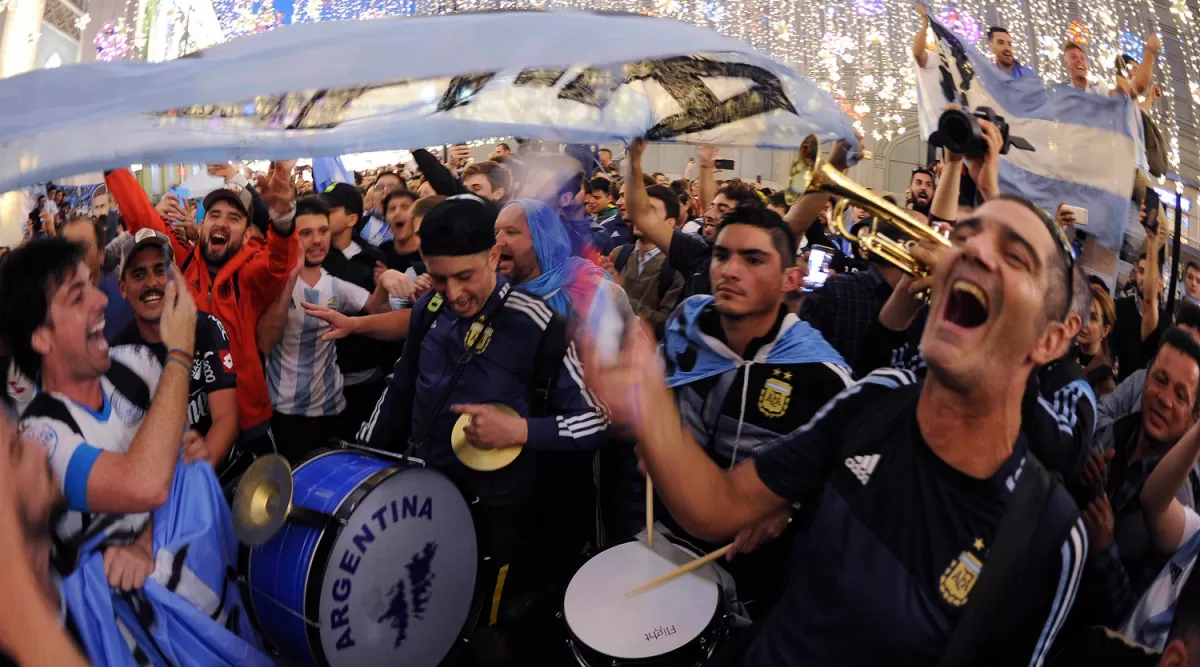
[
  {"left": 627, "top": 544, "right": 733, "bottom": 597},
  {"left": 645, "top": 476, "right": 653, "bottom": 548}
]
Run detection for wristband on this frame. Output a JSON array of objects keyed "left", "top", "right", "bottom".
[
  {"left": 168, "top": 349, "right": 192, "bottom": 364},
  {"left": 165, "top": 355, "right": 191, "bottom": 373},
  {"left": 168, "top": 347, "right": 191, "bottom": 359}
]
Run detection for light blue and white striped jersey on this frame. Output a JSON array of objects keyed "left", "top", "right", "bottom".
[{"left": 267, "top": 269, "right": 369, "bottom": 417}]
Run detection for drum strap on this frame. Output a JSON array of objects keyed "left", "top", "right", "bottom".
[{"left": 404, "top": 286, "right": 516, "bottom": 460}]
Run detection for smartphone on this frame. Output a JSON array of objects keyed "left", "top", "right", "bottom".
[
  {"left": 715, "top": 159, "right": 735, "bottom": 170},
  {"left": 1061, "top": 205, "right": 1088, "bottom": 226},
  {"left": 802, "top": 245, "right": 834, "bottom": 292}
]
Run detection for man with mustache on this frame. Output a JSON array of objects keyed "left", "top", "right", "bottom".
[
  {"left": 110, "top": 229, "right": 239, "bottom": 476},
  {"left": 986, "top": 27, "right": 1036, "bottom": 78},
  {"left": 907, "top": 167, "right": 936, "bottom": 218},
  {"left": 105, "top": 163, "right": 297, "bottom": 465},
  {"left": 585, "top": 195, "right": 1088, "bottom": 665}
]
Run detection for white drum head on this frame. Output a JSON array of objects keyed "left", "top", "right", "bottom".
[
  {"left": 564, "top": 541, "right": 719, "bottom": 659},
  {"left": 317, "top": 467, "right": 477, "bottom": 667}
]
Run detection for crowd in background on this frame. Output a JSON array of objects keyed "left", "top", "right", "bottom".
[{"left": 4, "top": 18, "right": 1200, "bottom": 667}]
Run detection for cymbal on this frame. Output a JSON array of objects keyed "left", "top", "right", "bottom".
[
  {"left": 452, "top": 404, "right": 523, "bottom": 471},
  {"left": 232, "top": 454, "right": 294, "bottom": 546}
]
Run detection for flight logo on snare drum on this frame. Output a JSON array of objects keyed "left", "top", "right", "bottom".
[
  {"left": 327, "top": 495, "right": 435, "bottom": 652},
  {"left": 644, "top": 625, "right": 678, "bottom": 642}
]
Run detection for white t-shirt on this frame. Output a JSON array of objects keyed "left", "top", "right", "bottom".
[
  {"left": 19, "top": 345, "right": 162, "bottom": 547},
  {"left": 266, "top": 269, "right": 369, "bottom": 417}
]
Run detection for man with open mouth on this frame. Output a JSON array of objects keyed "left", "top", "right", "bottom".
[
  {"left": 585, "top": 195, "right": 1088, "bottom": 666},
  {"left": 104, "top": 163, "right": 298, "bottom": 475}
]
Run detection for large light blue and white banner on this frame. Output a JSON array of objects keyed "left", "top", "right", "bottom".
[
  {"left": 915, "top": 16, "right": 1143, "bottom": 250},
  {"left": 0, "top": 11, "right": 856, "bottom": 193}
]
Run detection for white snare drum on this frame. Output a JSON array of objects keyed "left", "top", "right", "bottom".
[{"left": 563, "top": 541, "right": 725, "bottom": 666}]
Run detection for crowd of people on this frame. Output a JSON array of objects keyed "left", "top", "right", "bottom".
[{"left": 1, "top": 16, "right": 1200, "bottom": 667}]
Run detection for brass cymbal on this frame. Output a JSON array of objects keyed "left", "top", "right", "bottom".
[
  {"left": 232, "top": 454, "right": 294, "bottom": 546},
  {"left": 452, "top": 404, "right": 523, "bottom": 471}
]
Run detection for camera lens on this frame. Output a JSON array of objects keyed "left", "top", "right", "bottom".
[{"left": 939, "top": 111, "right": 972, "bottom": 153}]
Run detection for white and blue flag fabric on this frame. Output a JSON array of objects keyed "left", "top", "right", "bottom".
[{"left": 915, "top": 15, "right": 1143, "bottom": 250}]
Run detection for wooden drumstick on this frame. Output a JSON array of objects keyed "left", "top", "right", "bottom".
[
  {"left": 645, "top": 475, "right": 653, "bottom": 548},
  {"left": 626, "top": 544, "right": 733, "bottom": 597}
]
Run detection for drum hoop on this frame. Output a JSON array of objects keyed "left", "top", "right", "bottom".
[
  {"left": 561, "top": 540, "right": 724, "bottom": 664},
  {"left": 239, "top": 447, "right": 360, "bottom": 659},
  {"left": 302, "top": 463, "right": 402, "bottom": 667}
]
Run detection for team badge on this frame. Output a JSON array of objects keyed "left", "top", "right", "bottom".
[
  {"left": 758, "top": 371, "right": 793, "bottom": 417},
  {"left": 327, "top": 296, "right": 338, "bottom": 309},
  {"left": 939, "top": 551, "right": 983, "bottom": 606},
  {"left": 464, "top": 322, "right": 493, "bottom": 352}
]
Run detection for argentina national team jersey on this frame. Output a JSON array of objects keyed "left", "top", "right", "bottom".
[
  {"left": 744, "top": 369, "right": 1087, "bottom": 667},
  {"left": 267, "top": 269, "right": 369, "bottom": 417},
  {"left": 19, "top": 345, "right": 162, "bottom": 555}
]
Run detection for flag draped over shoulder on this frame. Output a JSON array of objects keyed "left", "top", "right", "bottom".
[
  {"left": 0, "top": 11, "right": 857, "bottom": 192},
  {"left": 915, "top": 16, "right": 1143, "bottom": 250}
]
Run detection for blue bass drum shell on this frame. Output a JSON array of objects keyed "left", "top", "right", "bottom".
[{"left": 244, "top": 450, "right": 479, "bottom": 667}]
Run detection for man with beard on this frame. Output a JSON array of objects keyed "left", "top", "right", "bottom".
[
  {"left": 258, "top": 198, "right": 388, "bottom": 461},
  {"left": 110, "top": 230, "right": 239, "bottom": 477},
  {"left": 104, "top": 163, "right": 298, "bottom": 461},
  {"left": 908, "top": 168, "right": 936, "bottom": 218},
  {"left": 585, "top": 195, "right": 1087, "bottom": 665},
  {"left": 621, "top": 139, "right": 765, "bottom": 298},
  {"left": 986, "top": 27, "right": 1036, "bottom": 77}
]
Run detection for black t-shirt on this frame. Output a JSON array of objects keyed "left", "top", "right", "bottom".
[
  {"left": 744, "top": 370, "right": 1087, "bottom": 666},
  {"left": 379, "top": 244, "right": 424, "bottom": 275},
  {"left": 1111, "top": 295, "right": 1164, "bottom": 382},
  {"left": 109, "top": 313, "right": 236, "bottom": 436},
  {"left": 667, "top": 229, "right": 712, "bottom": 297}
]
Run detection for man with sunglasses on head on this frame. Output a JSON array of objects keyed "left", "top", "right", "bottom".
[{"left": 586, "top": 195, "right": 1087, "bottom": 666}]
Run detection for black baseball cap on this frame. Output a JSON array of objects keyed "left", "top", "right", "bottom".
[
  {"left": 202, "top": 185, "right": 253, "bottom": 220},
  {"left": 319, "top": 182, "right": 364, "bottom": 219}
]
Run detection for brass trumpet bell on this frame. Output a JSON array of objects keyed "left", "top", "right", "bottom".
[{"left": 783, "top": 134, "right": 950, "bottom": 277}]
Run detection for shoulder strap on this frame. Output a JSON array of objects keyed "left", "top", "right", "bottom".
[
  {"left": 406, "top": 288, "right": 512, "bottom": 454},
  {"left": 529, "top": 312, "right": 571, "bottom": 419},
  {"left": 937, "top": 454, "right": 1058, "bottom": 666},
  {"left": 23, "top": 393, "right": 83, "bottom": 437},
  {"left": 105, "top": 359, "right": 151, "bottom": 412},
  {"left": 614, "top": 244, "right": 635, "bottom": 272}
]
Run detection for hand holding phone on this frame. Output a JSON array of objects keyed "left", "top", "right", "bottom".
[{"left": 802, "top": 245, "right": 834, "bottom": 292}]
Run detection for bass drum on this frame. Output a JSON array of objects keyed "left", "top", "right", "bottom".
[{"left": 244, "top": 449, "right": 478, "bottom": 667}]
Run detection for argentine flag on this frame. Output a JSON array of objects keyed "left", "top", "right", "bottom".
[
  {"left": 916, "top": 16, "right": 1144, "bottom": 250},
  {"left": 312, "top": 156, "right": 353, "bottom": 193}
]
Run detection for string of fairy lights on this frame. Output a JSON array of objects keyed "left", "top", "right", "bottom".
[{"left": 67, "top": 0, "right": 1200, "bottom": 179}]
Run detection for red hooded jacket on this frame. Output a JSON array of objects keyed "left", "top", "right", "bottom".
[{"left": 106, "top": 169, "right": 297, "bottom": 433}]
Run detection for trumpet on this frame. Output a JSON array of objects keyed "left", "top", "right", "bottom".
[{"left": 783, "top": 135, "right": 950, "bottom": 277}]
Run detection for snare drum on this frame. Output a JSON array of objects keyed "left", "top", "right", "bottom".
[
  {"left": 244, "top": 450, "right": 478, "bottom": 667},
  {"left": 563, "top": 541, "right": 725, "bottom": 666}
]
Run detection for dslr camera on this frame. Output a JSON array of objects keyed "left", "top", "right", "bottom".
[{"left": 929, "top": 106, "right": 1035, "bottom": 157}]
